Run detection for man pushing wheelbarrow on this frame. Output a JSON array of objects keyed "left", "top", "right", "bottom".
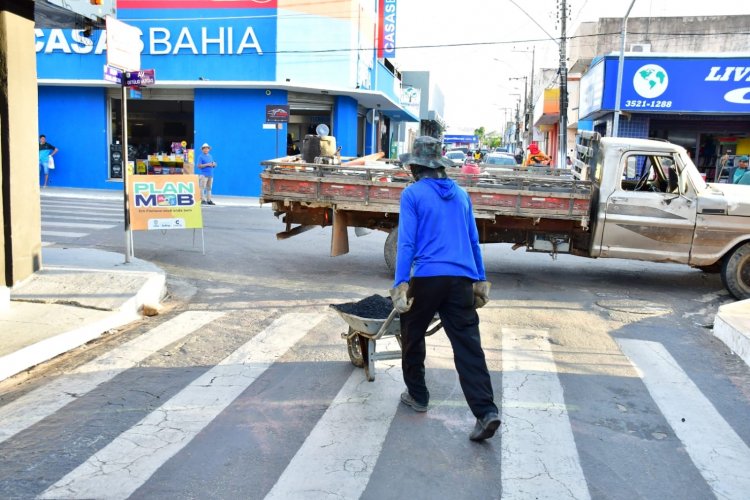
[{"left": 390, "top": 136, "right": 499, "bottom": 442}]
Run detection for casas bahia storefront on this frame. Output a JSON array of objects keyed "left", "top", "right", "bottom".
[
  {"left": 35, "top": 0, "right": 415, "bottom": 196},
  {"left": 579, "top": 53, "right": 750, "bottom": 180}
]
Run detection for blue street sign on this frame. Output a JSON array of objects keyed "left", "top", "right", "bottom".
[
  {"left": 129, "top": 88, "right": 143, "bottom": 99},
  {"left": 103, "top": 65, "right": 122, "bottom": 84},
  {"left": 125, "top": 69, "right": 156, "bottom": 87}
]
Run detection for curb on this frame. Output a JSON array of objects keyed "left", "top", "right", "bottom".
[
  {"left": 0, "top": 309, "right": 140, "bottom": 382},
  {"left": 0, "top": 264, "right": 166, "bottom": 382},
  {"left": 712, "top": 300, "right": 750, "bottom": 367}
]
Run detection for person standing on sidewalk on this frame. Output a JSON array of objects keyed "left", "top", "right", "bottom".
[
  {"left": 390, "top": 135, "right": 499, "bottom": 442},
  {"left": 197, "top": 143, "right": 217, "bottom": 205},
  {"left": 38, "top": 134, "right": 58, "bottom": 188}
]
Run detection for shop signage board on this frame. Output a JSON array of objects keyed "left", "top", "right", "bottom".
[
  {"left": 580, "top": 55, "right": 750, "bottom": 118},
  {"left": 377, "top": 0, "right": 397, "bottom": 58},
  {"left": 266, "top": 104, "right": 290, "bottom": 123},
  {"left": 128, "top": 175, "right": 203, "bottom": 231},
  {"left": 35, "top": 4, "right": 278, "bottom": 81},
  {"left": 125, "top": 69, "right": 156, "bottom": 87}
]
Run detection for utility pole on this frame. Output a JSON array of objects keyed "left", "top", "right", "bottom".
[
  {"left": 509, "top": 76, "right": 527, "bottom": 154},
  {"left": 558, "top": 0, "right": 568, "bottom": 168},
  {"left": 613, "top": 0, "right": 637, "bottom": 137},
  {"left": 512, "top": 46, "right": 535, "bottom": 149}
]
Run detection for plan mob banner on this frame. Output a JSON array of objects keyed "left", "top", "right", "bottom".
[{"left": 128, "top": 175, "right": 203, "bottom": 231}]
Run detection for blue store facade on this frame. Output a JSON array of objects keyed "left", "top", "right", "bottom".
[
  {"left": 579, "top": 53, "right": 750, "bottom": 178},
  {"left": 35, "top": 0, "right": 415, "bottom": 196}
]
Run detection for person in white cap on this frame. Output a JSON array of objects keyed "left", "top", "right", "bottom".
[{"left": 197, "top": 143, "right": 217, "bottom": 205}]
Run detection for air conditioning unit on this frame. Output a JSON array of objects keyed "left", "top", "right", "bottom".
[{"left": 630, "top": 43, "right": 651, "bottom": 53}]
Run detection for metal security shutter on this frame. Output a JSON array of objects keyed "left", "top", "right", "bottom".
[
  {"left": 106, "top": 88, "right": 195, "bottom": 101},
  {"left": 288, "top": 92, "right": 334, "bottom": 112}
]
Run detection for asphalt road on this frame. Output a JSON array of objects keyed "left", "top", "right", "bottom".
[{"left": 1, "top": 190, "right": 749, "bottom": 499}]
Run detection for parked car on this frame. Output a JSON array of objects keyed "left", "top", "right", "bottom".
[
  {"left": 444, "top": 150, "right": 467, "bottom": 166},
  {"left": 484, "top": 152, "right": 517, "bottom": 166}
]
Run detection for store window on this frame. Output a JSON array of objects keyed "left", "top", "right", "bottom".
[{"left": 110, "top": 98, "right": 194, "bottom": 160}]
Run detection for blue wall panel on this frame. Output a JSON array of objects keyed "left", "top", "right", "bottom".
[
  {"left": 194, "top": 88, "right": 287, "bottom": 196},
  {"left": 38, "top": 86, "right": 111, "bottom": 189},
  {"left": 333, "top": 96, "right": 358, "bottom": 157}
]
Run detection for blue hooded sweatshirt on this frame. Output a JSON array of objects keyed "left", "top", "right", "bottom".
[{"left": 393, "top": 177, "right": 486, "bottom": 287}]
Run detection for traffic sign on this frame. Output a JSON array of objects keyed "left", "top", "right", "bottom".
[
  {"left": 105, "top": 16, "right": 141, "bottom": 72},
  {"left": 125, "top": 69, "right": 156, "bottom": 87}
]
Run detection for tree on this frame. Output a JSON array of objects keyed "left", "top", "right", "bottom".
[{"left": 474, "top": 127, "right": 486, "bottom": 146}]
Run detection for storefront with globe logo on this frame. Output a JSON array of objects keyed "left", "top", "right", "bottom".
[{"left": 579, "top": 54, "right": 750, "bottom": 179}]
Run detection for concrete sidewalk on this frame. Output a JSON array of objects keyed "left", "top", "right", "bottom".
[{"left": 0, "top": 247, "right": 165, "bottom": 382}]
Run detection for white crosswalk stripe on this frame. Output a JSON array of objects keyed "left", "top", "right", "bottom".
[
  {"left": 41, "top": 230, "right": 88, "bottom": 238},
  {"left": 41, "top": 202, "right": 123, "bottom": 212},
  {"left": 265, "top": 361, "right": 404, "bottom": 500},
  {"left": 41, "top": 197, "right": 123, "bottom": 244},
  {"left": 39, "top": 312, "right": 326, "bottom": 500},
  {"left": 0, "top": 311, "right": 224, "bottom": 446},
  {"left": 42, "top": 214, "right": 121, "bottom": 223},
  {"left": 618, "top": 339, "right": 750, "bottom": 500},
  {"left": 42, "top": 221, "right": 117, "bottom": 230},
  {"left": 500, "top": 328, "right": 590, "bottom": 500}
]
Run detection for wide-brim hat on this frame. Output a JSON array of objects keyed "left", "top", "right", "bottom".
[
  {"left": 201, "top": 143, "right": 211, "bottom": 149},
  {"left": 399, "top": 136, "right": 453, "bottom": 169}
]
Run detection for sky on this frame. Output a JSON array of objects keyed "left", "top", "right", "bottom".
[{"left": 393, "top": 0, "right": 750, "bottom": 134}]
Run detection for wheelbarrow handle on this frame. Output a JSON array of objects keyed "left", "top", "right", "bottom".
[{"left": 373, "top": 308, "right": 399, "bottom": 340}]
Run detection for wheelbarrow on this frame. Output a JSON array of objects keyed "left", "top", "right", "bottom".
[{"left": 330, "top": 305, "right": 442, "bottom": 382}]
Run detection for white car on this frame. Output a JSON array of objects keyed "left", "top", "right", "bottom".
[
  {"left": 484, "top": 153, "right": 517, "bottom": 166},
  {"left": 444, "top": 150, "right": 466, "bottom": 166}
]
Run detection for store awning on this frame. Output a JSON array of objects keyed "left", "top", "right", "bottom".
[
  {"left": 379, "top": 107, "right": 419, "bottom": 123},
  {"left": 533, "top": 88, "right": 560, "bottom": 126}
]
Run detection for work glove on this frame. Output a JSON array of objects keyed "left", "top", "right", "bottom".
[
  {"left": 473, "top": 281, "right": 491, "bottom": 309},
  {"left": 389, "top": 282, "right": 413, "bottom": 314}
]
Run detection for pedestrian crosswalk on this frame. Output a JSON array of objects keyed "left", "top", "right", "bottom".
[
  {"left": 41, "top": 193, "right": 122, "bottom": 246},
  {"left": 1, "top": 306, "right": 749, "bottom": 499}
]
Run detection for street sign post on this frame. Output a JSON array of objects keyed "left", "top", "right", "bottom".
[
  {"left": 105, "top": 15, "right": 142, "bottom": 263},
  {"left": 266, "top": 105, "right": 289, "bottom": 158}
]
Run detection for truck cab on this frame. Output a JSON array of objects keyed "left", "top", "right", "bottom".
[{"left": 579, "top": 131, "right": 750, "bottom": 298}]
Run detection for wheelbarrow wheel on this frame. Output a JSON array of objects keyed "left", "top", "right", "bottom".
[
  {"left": 346, "top": 328, "right": 365, "bottom": 368},
  {"left": 363, "top": 337, "right": 375, "bottom": 382}
]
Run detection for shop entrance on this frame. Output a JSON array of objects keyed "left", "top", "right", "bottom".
[
  {"left": 649, "top": 117, "right": 750, "bottom": 181},
  {"left": 108, "top": 89, "right": 195, "bottom": 178},
  {"left": 287, "top": 92, "right": 333, "bottom": 157}
]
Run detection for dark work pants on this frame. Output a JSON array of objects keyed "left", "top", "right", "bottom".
[{"left": 400, "top": 276, "right": 498, "bottom": 419}]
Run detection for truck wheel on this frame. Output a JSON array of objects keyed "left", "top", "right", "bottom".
[
  {"left": 721, "top": 242, "right": 750, "bottom": 299},
  {"left": 384, "top": 229, "right": 398, "bottom": 272}
]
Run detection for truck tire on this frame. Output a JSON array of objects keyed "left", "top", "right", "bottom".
[
  {"left": 384, "top": 229, "right": 398, "bottom": 272},
  {"left": 721, "top": 242, "right": 750, "bottom": 299}
]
